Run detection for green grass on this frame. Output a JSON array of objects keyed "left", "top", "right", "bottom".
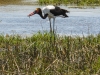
[
  {"left": 0, "top": 32, "right": 100, "bottom": 75},
  {"left": 38, "top": 0, "right": 100, "bottom": 6}
]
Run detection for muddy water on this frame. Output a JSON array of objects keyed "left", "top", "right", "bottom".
[{"left": 0, "top": 5, "right": 100, "bottom": 36}]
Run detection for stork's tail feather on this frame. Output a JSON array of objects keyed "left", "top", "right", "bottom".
[
  {"left": 61, "top": 9, "right": 70, "bottom": 13},
  {"left": 66, "top": 10, "right": 70, "bottom": 13}
]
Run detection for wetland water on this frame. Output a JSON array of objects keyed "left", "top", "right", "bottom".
[{"left": 0, "top": 5, "right": 100, "bottom": 36}]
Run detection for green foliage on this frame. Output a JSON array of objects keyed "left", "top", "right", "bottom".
[
  {"left": 0, "top": 32, "right": 100, "bottom": 74},
  {"left": 38, "top": 0, "right": 100, "bottom": 6}
]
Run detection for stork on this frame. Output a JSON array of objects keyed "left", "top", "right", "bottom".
[{"left": 28, "top": 5, "right": 69, "bottom": 33}]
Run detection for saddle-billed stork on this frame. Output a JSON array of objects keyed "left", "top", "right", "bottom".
[{"left": 28, "top": 5, "right": 69, "bottom": 33}]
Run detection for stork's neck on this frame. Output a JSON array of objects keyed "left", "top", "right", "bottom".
[
  {"left": 38, "top": 9, "right": 48, "bottom": 19},
  {"left": 39, "top": 12, "right": 45, "bottom": 19}
]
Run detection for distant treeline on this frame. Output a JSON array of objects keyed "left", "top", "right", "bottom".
[{"left": 38, "top": 0, "right": 100, "bottom": 6}]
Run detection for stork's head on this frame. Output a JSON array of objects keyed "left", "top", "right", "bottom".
[{"left": 28, "top": 8, "right": 41, "bottom": 17}]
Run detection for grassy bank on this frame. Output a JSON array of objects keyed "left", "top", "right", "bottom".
[
  {"left": 0, "top": 32, "right": 100, "bottom": 75},
  {"left": 0, "top": 0, "right": 22, "bottom": 5},
  {"left": 38, "top": 0, "right": 100, "bottom": 6},
  {"left": 0, "top": 0, "right": 38, "bottom": 5},
  {"left": 0, "top": 0, "right": 100, "bottom": 6}
]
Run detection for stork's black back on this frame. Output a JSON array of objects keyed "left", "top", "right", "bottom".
[{"left": 50, "top": 6, "right": 69, "bottom": 17}]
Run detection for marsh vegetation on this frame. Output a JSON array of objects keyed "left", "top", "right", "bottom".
[
  {"left": 38, "top": 0, "right": 100, "bottom": 6},
  {"left": 0, "top": 32, "right": 100, "bottom": 75}
]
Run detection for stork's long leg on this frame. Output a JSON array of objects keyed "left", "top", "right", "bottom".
[
  {"left": 53, "top": 18, "right": 55, "bottom": 34},
  {"left": 49, "top": 18, "right": 52, "bottom": 33},
  {"left": 49, "top": 18, "right": 52, "bottom": 44},
  {"left": 53, "top": 18, "right": 56, "bottom": 45}
]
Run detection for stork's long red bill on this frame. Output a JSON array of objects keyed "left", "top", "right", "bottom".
[{"left": 28, "top": 12, "right": 34, "bottom": 18}]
